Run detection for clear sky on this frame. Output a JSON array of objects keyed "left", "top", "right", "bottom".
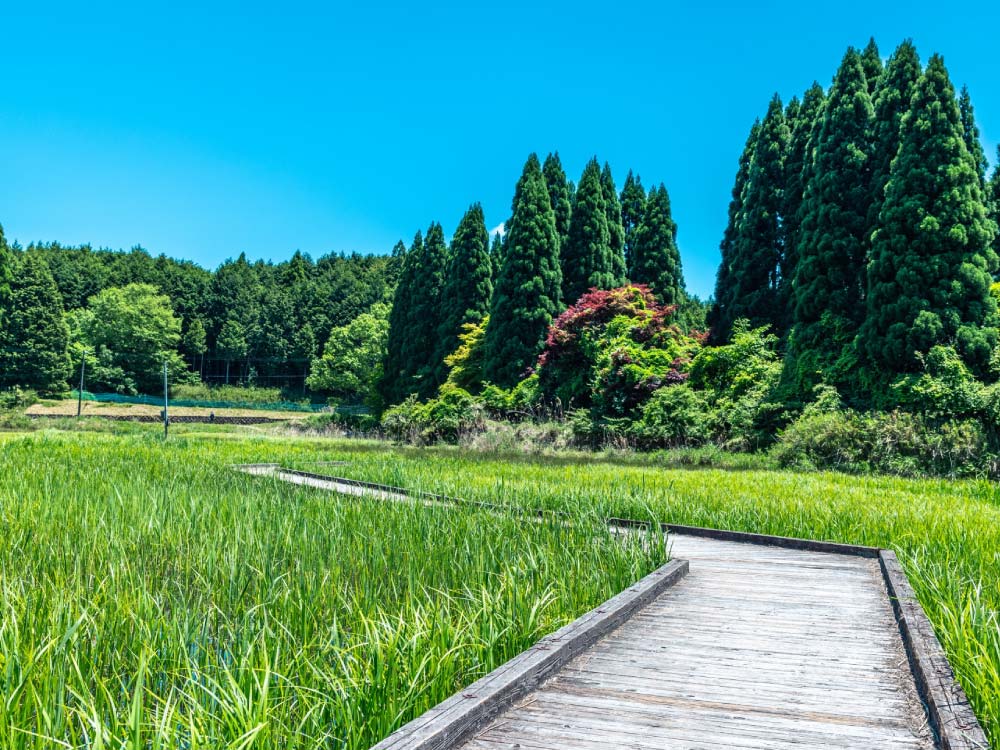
[{"left": 1, "top": 1, "right": 997, "bottom": 299}]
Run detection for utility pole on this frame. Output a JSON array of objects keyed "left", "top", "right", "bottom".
[
  {"left": 77, "top": 349, "right": 87, "bottom": 417},
  {"left": 162, "top": 360, "right": 169, "bottom": 439}
]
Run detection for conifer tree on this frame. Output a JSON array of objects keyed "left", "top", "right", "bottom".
[
  {"left": 860, "top": 55, "right": 999, "bottom": 377},
  {"left": 489, "top": 232, "right": 503, "bottom": 282},
  {"left": 0, "top": 253, "right": 71, "bottom": 393},
  {"left": 620, "top": 170, "right": 647, "bottom": 277},
  {"left": 561, "top": 158, "right": 613, "bottom": 304},
  {"left": 601, "top": 163, "right": 627, "bottom": 283},
  {"left": 436, "top": 203, "right": 492, "bottom": 376},
  {"left": 991, "top": 151, "right": 1000, "bottom": 258},
  {"left": 780, "top": 83, "right": 826, "bottom": 320},
  {"left": 861, "top": 37, "right": 883, "bottom": 96},
  {"left": 788, "top": 48, "right": 875, "bottom": 384},
  {"left": 728, "top": 94, "right": 791, "bottom": 334},
  {"left": 959, "top": 85, "right": 989, "bottom": 190},
  {"left": 708, "top": 121, "right": 760, "bottom": 342},
  {"left": 632, "top": 184, "right": 684, "bottom": 304},
  {"left": 381, "top": 231, "right": 422, "bottom": 404},
  {"left": 484, "top": 154, "right": 562, "bottom": 387},
  {"left": 0, "top": 224, "right": 12, "bottom": 334},
  {"left": 543, "top": 152, "right": 572, "bottom": 250},
  {"left": 868, "top": 41, "right": 921, "bottom": 232},
  {"left": 409, "top": 221, "right": 449, "bottom": 396}
]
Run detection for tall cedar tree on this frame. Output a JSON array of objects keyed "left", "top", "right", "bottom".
[
  {"left": 0, "top": 225, "right": 12, "bottom": 333},
  {"left": 561, "top": 158, "right": 614, "bottom": 304},
  {"left": 631, "top": 184, "right": 685, "bottom": 304},
  {"left": 0, "top": 253, "right": 71, "bottom": 393},
  {"left": 860, "top": 55, "right": 999, "bottom": 377},
  {"left": 409, "top": 222, "right": 449, "bottom": 396},
  {"left": 489, "top": 232, "right": 503, "bottom": 282},
  {"left": 959, "top": 86, "right": 989, "bottom": 190},
  {"left": 992, "top": 151, "right": 1000, "bottom": 258},
  {"left": 729, "top": 94, "right": 791, "bottom": 334},
  {"left": 788, "top": 48, "right": 875, "bottom": 384},
  {"left": 543, "top": 152, "right": 572, "bottom": 250},
  {"left": 484, "top": 154, "right": 563, "bottom": 387},
  {"left": 435, "top": 203, "right": 492, "bottom": 379},
  {"left": 381, "top": 232, "right": 420, "bottom": 404},
  {"left": 861, "top": 38, "right": 883, "bottom": 97},
  {"left": 620, "top": 171, "right": 647, "bottom": 277},
  {"left": 601, "top": 163, "right": 628, "bottom": 283},
  {"left": 868, "top": 41, "right": 921, "bottom": 234},
  {"left": 780, "top": 83, "right": 826, "bottom": 322},
  {"left": 708, "top": 121, "right": 760, "bottom": 342}
]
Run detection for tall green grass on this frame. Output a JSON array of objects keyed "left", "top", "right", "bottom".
[
  {"left": 0, "top": 433, "right": 663, "bottom": 748},
  {"left": 288, "top": 445, "right": 1000, "bottom": 747}
]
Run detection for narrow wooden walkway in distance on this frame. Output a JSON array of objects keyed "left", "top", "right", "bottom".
[{"left": 461, "top": 534, "right": 933, "bottom": 750}]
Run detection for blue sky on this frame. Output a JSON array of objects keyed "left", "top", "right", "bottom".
[{"left": 1, "top": 1, "right": 997, "bottom": 299}]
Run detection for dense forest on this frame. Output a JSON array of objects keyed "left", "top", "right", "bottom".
[{"left": 2, "top": 38, "right": 1000, "bottom": 473}]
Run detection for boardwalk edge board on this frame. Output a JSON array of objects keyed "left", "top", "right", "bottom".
[
  {"left": 880, "top": 551, "right": 989, "bottom": 750},
  {"left": 369, "top": 558, "right": 690, "bottom": 750}
]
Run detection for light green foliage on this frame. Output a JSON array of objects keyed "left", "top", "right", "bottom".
[
  {"left": 444, "top": 315, "right": 488, "bottom": 393},
  {"left": 0, "top": 253, "right": 71, "bottom": 394},
  {"left": 634, "top": 385, "right": 713, "bottom": 446},
  {"left": 0, "top": 433, "right": 662, "bottom": 749},
  {"left": 687, "top": 321, "right": 783, "bottom": 449},
  {"left": 307, "top": 303, "right": 389, "bottom": 406},
  {"left": 79, "top": 283, "right": 188, "bottom": 393}
]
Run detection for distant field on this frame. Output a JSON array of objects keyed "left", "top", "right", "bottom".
[{"left": 26, "top": 399, "right": 309, "bottom": 420}]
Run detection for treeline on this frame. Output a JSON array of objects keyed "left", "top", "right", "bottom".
[
  {"left": 710, "top": 39, "right": 1000, "bottom": 405},
  {"left": 0, "top": 236, "right": 400, "bottom": 395}
]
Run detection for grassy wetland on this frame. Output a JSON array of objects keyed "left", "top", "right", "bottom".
[
  {"left": 3, "top": 427, "right": 1000, "bottom": 746},
  {"left": 0, "top": 431, "right": 663, "bottom": 749}
]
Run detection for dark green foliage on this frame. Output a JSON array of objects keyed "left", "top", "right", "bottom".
[
  {"left": 860, "top": 55, "right": 999, "bottom": 378},
  {"left": 404, "top": 222, "right": 449, "bottom": 398},
  {"left": 991, "top": 151, "right": 1000, "bottom": 258},
  {"left": 601, "top": 163, "right": 627, "bottom": 284},
  {"left": 542, "top": 152, "right": 572, "bottom": 250},
  {"left": 780, "top": 83, "right": 826, "bottom": 320},
  {"left": 729, "top": 95, "right": 791, "bottom": 334},
  {"left": 631, "top": 185, "right": 684, "bottom": 304},
  {"left": 381, "top": 231, "right": 422, "bottom": 404},
  {"left": 868, "top": 41, "right": 921, "bottom": 232},
  {"left": 0, "top": 225, "right": 12, "bottom": 333},
  {"left": 436, "top": 204, "right": 493, "bottom": 376},
  {"left": 620, "top": 171, "right": 647, "bottom": 277},
  {"left": 788, "top": 48, "right": 875, "bottom": 388},
  {"left": 959, "top": 85, "right": 989, "bottom": 190},
  {"left": 708, "top": 121, "right": 760, "bottom": 343},
  {"left": 561, "top": 158, "right": 614, "bottom": 304},
  {"left": 489, "top": 232, "right": 503, "bottom": 282},
  {"left": 0, "top": 253, "right": 71, "bottom": 394},
  {"left": 484, "top": 154, "right": 563, "bottom": 388},
  {"left": 861, "top": 37, "right": 883, "bottom": 96}
]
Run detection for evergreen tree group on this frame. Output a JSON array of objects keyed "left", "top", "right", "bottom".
[{"left": 710, "top": 39, "right": 998, "bottom": 403}]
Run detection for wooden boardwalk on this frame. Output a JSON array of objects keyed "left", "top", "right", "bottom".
[
  {"left": 459, "top": 534, "right": 933, "bottom": 750},
  {"left": 237, "top": 465, "right": 984, "bottom": 748}
]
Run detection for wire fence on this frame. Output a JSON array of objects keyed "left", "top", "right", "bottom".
[{"left": 70, "top": 390, "right": 370, "bottom": 415}]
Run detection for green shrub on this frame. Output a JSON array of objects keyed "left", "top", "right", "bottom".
[
  {"left": 633, "top": 384, "right": 713, "bottom": 447},
  {"left": 0, "top": 387, "right": 39, "bottom": 410},
  {"left": 171, "top": 383, "right": 287, "bottom": 405},
  {"left": 381, "top": 386, "right": 484, "bottom": 444}
]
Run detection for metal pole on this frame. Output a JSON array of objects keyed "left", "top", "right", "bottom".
[
  {"left": 163, "top": 360, "right": 169, "bottom": 439},
  {"left": 77, "top": 349, "right": 87, "bottom": 417}
]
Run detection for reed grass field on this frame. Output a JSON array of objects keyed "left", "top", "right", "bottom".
[{"left": 2, "top": 428, "right": 999, "bottom": 747}]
